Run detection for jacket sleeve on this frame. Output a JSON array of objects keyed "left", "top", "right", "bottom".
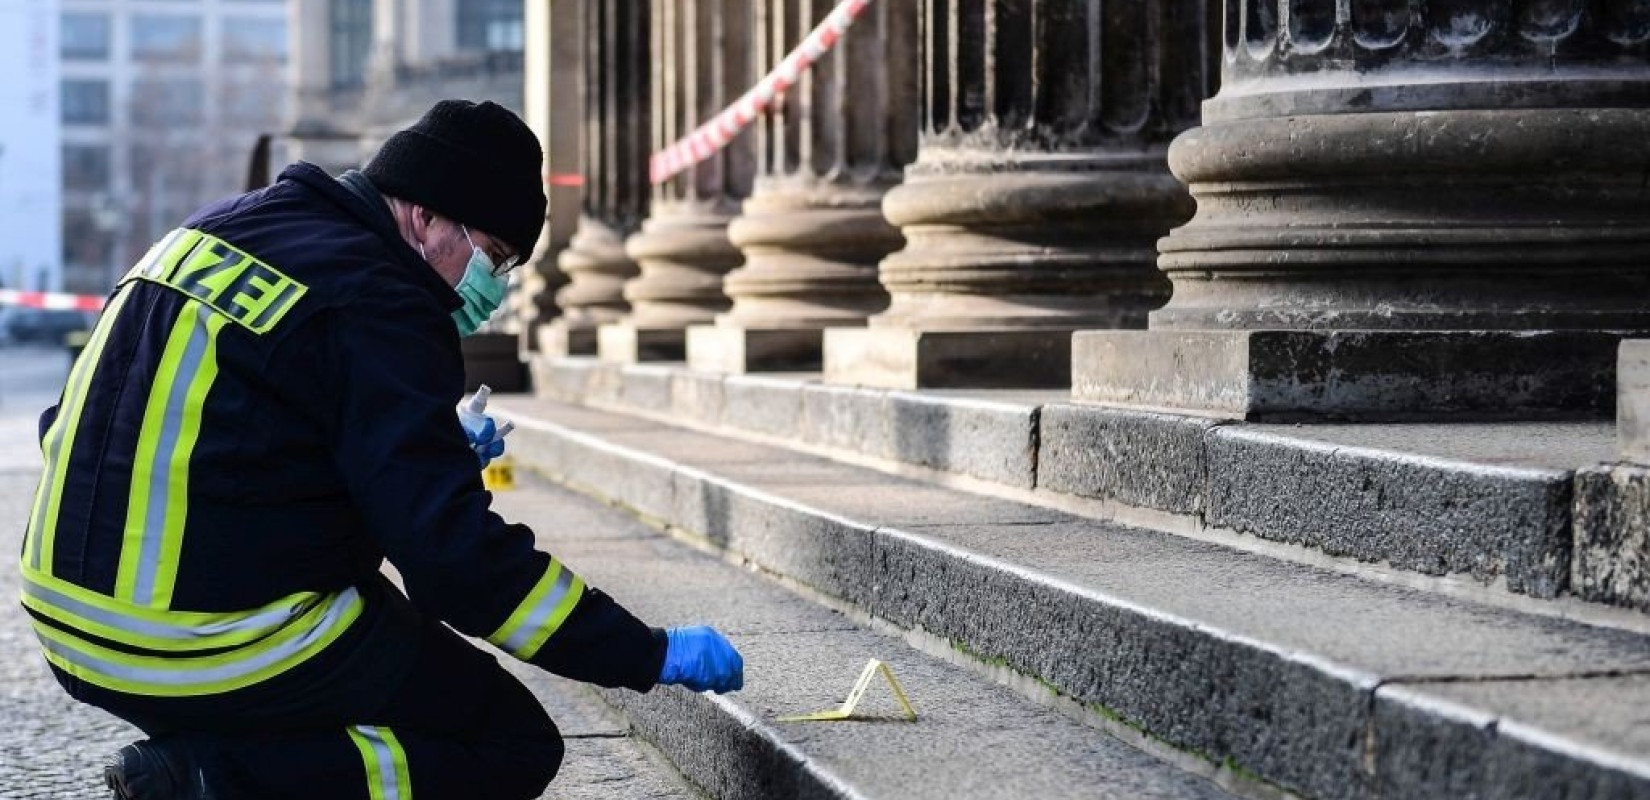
[{"left": 318, "top": 289, "right": 666, "bottom": 691}]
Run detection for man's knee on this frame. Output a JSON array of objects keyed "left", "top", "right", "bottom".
[{"left": 493, "top": 702, "right": 563, "bottom": 798}]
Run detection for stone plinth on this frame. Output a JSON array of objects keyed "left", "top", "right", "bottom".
[
  {"left": 1075, "top": 1, "right": 1650, "bottom": 419},
  {"left": 688, "top": 0, "right": 918, "bottom": 374},
  {"left": 822, "top": 0, "right": 1218, "bottom": 389}
]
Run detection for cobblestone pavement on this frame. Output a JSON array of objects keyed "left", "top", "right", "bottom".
[{"left": 0, "top": 346, "right": 700, "bottom": 799}]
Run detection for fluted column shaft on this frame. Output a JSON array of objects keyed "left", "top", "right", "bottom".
[
  {"left": 684, "top": 0, "right": 919, "bottom": 373},
  {"left": 1074, "top": 1, "right": 1650, "bottom": 420},
  {"left": 543, "top": 0, "right": 650, "bottom": 357},
  {"left": 599, "top": 0, "right": 754, "bottom": 363},
  {"left": 823, "top": 0, "right": 1219, "bottom": 389}
]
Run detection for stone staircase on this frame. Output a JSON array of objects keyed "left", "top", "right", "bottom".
[{"left": 492, "top": 360, "right": 1650, "bottom": 800}]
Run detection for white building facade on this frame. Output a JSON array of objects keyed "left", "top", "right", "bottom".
[
  {"left": 0, "top": 0, "right": 63, "bottom": 293},
  {"left": 58, "top": 0, "right": 288, "bottom": 294}
]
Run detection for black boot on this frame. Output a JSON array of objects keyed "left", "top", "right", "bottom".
[{"left": 104, "top": 739, "right": 216, "bottom": 800}]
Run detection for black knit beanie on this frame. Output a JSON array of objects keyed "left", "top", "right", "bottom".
[{"left": 364, "top": 99, "right": 545, "bottom": 260}]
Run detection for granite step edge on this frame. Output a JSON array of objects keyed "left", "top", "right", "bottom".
[{"left": 496, "top": 396, "right": 1650, "bottom": 800}]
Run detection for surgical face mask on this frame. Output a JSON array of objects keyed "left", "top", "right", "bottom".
[{"left": 445, "top": 225, "right": 511, "bottom": 337}]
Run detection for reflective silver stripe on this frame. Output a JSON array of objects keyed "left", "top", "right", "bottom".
[
  {"left": 21, "top": 579, "right": 307, "bottom": 643},
  {"left": 135, "top": 229, "right": 188, "bottom": 280},
  {"left": 132, "top": 303, "right": 215, "bottom": 606},
  {"left": 29, "top": 293, "right": 114, "bottom": 570},
  {"left": 36, "top": 587, "right": 359, "bottom": 687},
  {"left": 500, "top": 566, "right": 576, "bottom": 655},
  {"left": 355, "top": 726, "right": 403, "bottom": 800}
]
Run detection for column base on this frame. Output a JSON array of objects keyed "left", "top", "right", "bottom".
[
  {"left": 686, "top": 325, "right": 826, "bottom": 374},
  {"left": 1073, "top": 329, "right": 1641, "bottom": 421},
  {"left": 823, "top": 328, "right": 1072, "bottom": 389},
  {"left": 597, "top": 323, "right": 686, "bottom": 364},
  {"left": 538, "top": 321, "right": 599, "bottom": 357}
]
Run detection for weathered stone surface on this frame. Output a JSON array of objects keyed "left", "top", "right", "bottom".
[
  {"left": 669, "top": 369, "right": 724, "bottom": 428},
  {"left": 530, "top": 356, "right": 624, "bottom": 406},
  {"left": 720, "top": 375, "right": 808, "bottom": 439},
  {"left": 1207, "top": 426, "right": 1576, "bottom": 597},
  {"left": 1374, "top": 677, "right": 1650, "bottom": 800},
  {"left": 799, "top": 382, "right": 893, "bottom": 456},
  {"left": 885, "top": 391, "right": 1039, "bottom": 489},
  {"left": 490, "top": 475, "right": 1237, "bottom": 800},
  {"left": 1620, "top": 340, "right": 1650, "bottom": 461},
  {"left": 1573, "top": 464, "right": 1650, "bottom": 612},
  {"left": 824, "top": 327, "right": 1073, "bottom": 390},
  {"left": 818, "top": 0, "right": 1216, "bottom": 389},
  {"left": 1037, "top": 403, "right": 1219, "bottom": 515},
  {"left": 499, "top": 397, "right": 1650, "bottom": 800},
  {"left": 1078, "top": 2, "right": 1650, "bottom": 419},
  {"left": 1073, "top": 329, "right": 1629, "bottom": 421},
  {"left": 618, "top": 365, "right": 674, "bottom": 413}
]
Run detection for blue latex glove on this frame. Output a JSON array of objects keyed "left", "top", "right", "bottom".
[
  {"left": 658, "top": 626, "right": 744, "bottom": 693},
  {"left": 463, "top": 416, "right": 507, "bottom": 467}
]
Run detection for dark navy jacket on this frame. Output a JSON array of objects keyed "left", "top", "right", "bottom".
[{"left": 22, "top": 162, "right": 664, "bottom": 696}]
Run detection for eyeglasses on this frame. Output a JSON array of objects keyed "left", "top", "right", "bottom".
[{"left": 461, "top": 224, "right": 522, "bottom": 277}]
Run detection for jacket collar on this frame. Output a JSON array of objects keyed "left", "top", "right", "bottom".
[{"left": 278, "top": 161, "right": 461, "bottom": 311}]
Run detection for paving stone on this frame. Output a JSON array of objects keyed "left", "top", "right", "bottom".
[
  {"left": 619, "top": 365, "right": 676, "bottom": 413},
  {"left": 1038, "top": 403, "right": 1218, "bottom": 515},
  {"left": 721, "top": 375, "right": 810, "bottom": 439},
  {"left": 670, "top": 370, "right": 726, "bottom": 428},
  {"left": 1206, "top": 425, "right": 1576, "bottom": 597},
  {"left": 799, "top": 382, "right": 892, "bottom": 456},
  {"left": 1373, "top": 676, "right": 1650, "bottom": 800},
  {"left": 886, "top": 391, "right": 1039, "bottom": 489}
]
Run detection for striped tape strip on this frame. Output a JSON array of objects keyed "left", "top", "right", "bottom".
[
  {"left": 648, "top": 0, "right": 876, "bottom": 185},
  {"left": 0, "top": 289, "right": 105, "bottom": 312}
]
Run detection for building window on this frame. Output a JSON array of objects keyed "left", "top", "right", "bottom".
[
  {"left": 62, "top": 208, "right": 116, "bottom": 271},
  {"left": 223, "top": 80, "right": 285, "bottom": 125},
  {"left": 63, "top": 145, "right": 111, "bottom": 191},
  {"left": 329, "top": 0, "right": 372, "bottom": 89},
  {"left": 132, "top": 15, "right": 203, "bottom": 61},
  {"left": 457, "top": 0, "right": 523, "bottom": 52},
  {"left": 61, "top": 13, "right": 110, "bottom": 60},
  {"left": 61, "top": 80, "right": 110, "bottom": 125},
  {"left": 130, "top": 79, "right": 204, "bottom": 127},
  {"left": 223, "top": 17, "right": 287, "bottom": 62}
]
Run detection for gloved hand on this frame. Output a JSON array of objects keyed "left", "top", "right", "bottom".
[
  {"left": 658, "top": 626, "right": 744, "bottom": 693},
  {"left": 463, "top": 416, "right": 507, "bottom": 467}
]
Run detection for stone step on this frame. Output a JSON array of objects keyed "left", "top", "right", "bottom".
[
  {"left": 489, "top": 472, "right": 1242, "bottom": 800},
  {"left": 530, "top": 357, "right": 1631, "bottom": 609},
  {"left": 494, "top": 394, "right": 1650, "bottom": 800}
]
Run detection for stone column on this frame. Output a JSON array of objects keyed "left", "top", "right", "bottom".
[
  {"left": 542, "top": 0, "right": 650, "bottom": 357},
  {"left": 822, "top": 0, "right": 1218, "bottom": 389},
  {"left": 1075, "top": 1, "right": 1650, "bottom": 420},
  {"left": 519, "top": 0, "right": 580, "bottom": 353},
  {"left": 684, "top": 0, "right": 918, "bottom": 374},
  {"left": 598, "top": 0, "right": 755, "bottom": 363}
]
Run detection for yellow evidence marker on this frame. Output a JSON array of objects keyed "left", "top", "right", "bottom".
[
  {"left": 777, "top": 659, "right": 917, "bottom": 723},
  {"left": 482, "top": 456, "right": 516, "bottom": 492}
]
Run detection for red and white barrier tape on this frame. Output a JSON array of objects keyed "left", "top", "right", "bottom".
[
  {"left": 0, "top": 289, "right": 104, "bottom": 312},
  {"left": 649, "top": 0, "right": 875, "bottom": 185}
]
